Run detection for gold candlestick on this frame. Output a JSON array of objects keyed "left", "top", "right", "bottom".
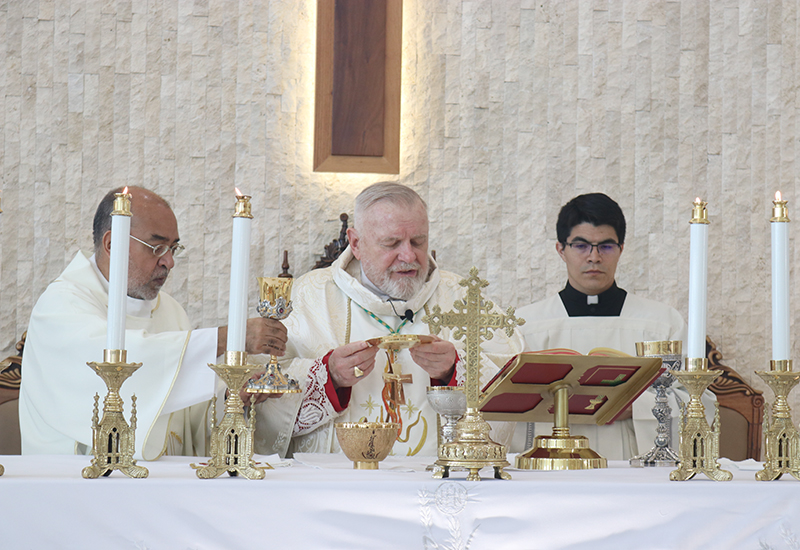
[
  {"left": 82, "top": 349, "right": 149, "bottom": 479},
  {"left": 669, "top": 358, "right": 732, "bottom": 481},
  {"left": 423, "top": 267, "right": 525, "bottom": 481},
  {"left": 191, "top": 351, "right": 271, "bottom": 479},
  {"left": 755, "top": 360, "right": 800, "bottom": 481}
]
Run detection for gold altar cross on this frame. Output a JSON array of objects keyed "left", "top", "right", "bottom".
[
  {"left": 382, "top": 350, "right": 412, "bottom": 405},
  {"left": 422, "top": 267, "right": 525, "bottom": 408}
]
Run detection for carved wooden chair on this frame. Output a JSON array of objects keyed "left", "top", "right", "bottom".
[
  {"left": 0, "top": 333, "right": 25, "bottom": 455},
  {"left": 279, "top": 214, "right": 351, "bottom": 278},
  {"left": 706, "top": 336, "right": 764, "bottom": 461}
]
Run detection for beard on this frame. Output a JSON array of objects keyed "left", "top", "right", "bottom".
[
  {"left": 128, "top": 265, "right": 169, "bottom": 300},
  {"left": 363, "top": 260, "right": 428, "bottom": 301}
]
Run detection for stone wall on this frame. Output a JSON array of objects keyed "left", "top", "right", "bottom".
[{"left": 2, "top": 0, "right": 798, "bottom": 413}]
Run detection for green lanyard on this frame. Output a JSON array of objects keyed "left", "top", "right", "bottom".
[{"left": 354, "top": 302, "right": 411, "bottom": 334}]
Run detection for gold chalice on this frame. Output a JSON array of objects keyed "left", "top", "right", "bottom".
[
  {"left": 335, "top": 420, "right": 400, "bottom": 469},
  {"left": 245, "top": 277, "right": 301, "bottom": 394}
]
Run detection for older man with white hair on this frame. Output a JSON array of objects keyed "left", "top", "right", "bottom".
[{"left": 254, "top": 182, "right": 523, "bottom": 458}]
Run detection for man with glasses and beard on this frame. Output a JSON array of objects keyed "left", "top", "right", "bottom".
[
  {"left": 514, "top": 193, "right": 712, "bottom": 461},
  {"left": 253, "top": 182, "right": 523, "bottom": 458},
  {"left": 20, "top": 186, "right": 287, "bottom": 458}
]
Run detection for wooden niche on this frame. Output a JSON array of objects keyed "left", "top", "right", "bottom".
[{"left": 314, "top": 0, "right": 402, "bottom": 174}]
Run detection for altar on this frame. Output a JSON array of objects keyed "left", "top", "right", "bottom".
[{"left": 2, "top": 454, "right": 798, "bottom": 549}]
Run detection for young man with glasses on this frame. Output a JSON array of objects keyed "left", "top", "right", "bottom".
[
  {"left": 514, "top": 193, "right": 703, "bottom": 460},
  {"left": 20, "top": 187, "right": 287, "bottom": 458}
]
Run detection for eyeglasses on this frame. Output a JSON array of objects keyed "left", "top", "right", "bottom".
[
  {"left": 130, "top": 235, "right": 185, "bottom": 258},
  {"left": 563, "top": 241, "right": 621, "bottom": 255}
]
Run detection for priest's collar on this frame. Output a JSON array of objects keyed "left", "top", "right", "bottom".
[
  {"left": 89, "top": 254, "right": 160, "bottom": 318},
  {"left": 559, "top": 281, "right": 627, "bottom": 317}
]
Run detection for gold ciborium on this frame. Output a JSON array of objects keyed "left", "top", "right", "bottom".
[
  {"left": 246, "top": 277, "right": 300, "bottom": 394},
  {"left": 335, "top": 420, "right": 399, "bottom": 469}
]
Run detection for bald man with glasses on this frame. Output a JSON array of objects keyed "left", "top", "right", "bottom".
[
  {"left": 20, "top": 186, "right": 287, "bottom": 458},
  {"left": 513, "top": 193, "right": 710, "bottom": 461}
]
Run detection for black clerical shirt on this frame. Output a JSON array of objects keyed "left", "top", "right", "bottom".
[{"left": 559, "top": 281, "right": 627, "bottom": 317}]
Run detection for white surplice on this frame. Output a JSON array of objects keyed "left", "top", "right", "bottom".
[
  {"left": 253, "top": 248, "right": 524, "bottom": 458},
  {"left": 515, "top": 292, "right": 713, "bottom": 460},
  {"left": 19, "top": 252, "right": 217, "bottom": 459}
]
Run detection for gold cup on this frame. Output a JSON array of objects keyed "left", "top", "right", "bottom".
[
  {"left": 335, "top": 420, "right": 399, "bottom": 469},
  {"left": 246, "top": 277, "right": 300, "bottom": 394}
]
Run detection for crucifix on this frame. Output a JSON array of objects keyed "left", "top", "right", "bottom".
[
  {"left": 423, "top": 267, "right": 525, "bottom": 481},
  {"left": 382, "top": 350, "right": 412, "bottom": 405}
]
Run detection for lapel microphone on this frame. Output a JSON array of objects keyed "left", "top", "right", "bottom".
[{"left": 388, "top": 300, "right": 414, "bottom": 323}]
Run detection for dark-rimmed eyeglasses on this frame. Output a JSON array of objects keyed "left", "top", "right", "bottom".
[
  {"left": 130, "top": 235, "right": 185, "bottom": 258},
  {"left": 563, "top": 241, "right": 621, "bottom": 255}
]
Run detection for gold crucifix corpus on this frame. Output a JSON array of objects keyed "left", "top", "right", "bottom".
[
  {"left": 423, "top": 267, "right": 525, "bottom": 481},
  {"left": 382, "top": 350, "right": 412, "bottom": 405}
]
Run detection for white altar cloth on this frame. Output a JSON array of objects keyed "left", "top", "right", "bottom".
[{"left": 1, "top": 454, "right": 799, "bottom": 550}]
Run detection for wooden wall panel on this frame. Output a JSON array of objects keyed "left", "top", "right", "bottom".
[{"left": 314, "top": 0, "right": 401, "bottom": 173}]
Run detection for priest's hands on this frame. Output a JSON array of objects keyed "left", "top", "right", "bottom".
[
  {"left": 410, "top": 335, "right": 457, "bottom": 383},
  {"left": 328, "top": 341, "right": 380, "bottom": 388},
  {"left": 245, "top": 318, "right": 288, "bottom": 356},
  {"left": 216, "top": 318, "right": 288, "bottom": 358}
]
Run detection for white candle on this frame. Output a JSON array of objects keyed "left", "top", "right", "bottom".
[
  {"left": 771, "top": 191, "right": 790, "bottom": 361},
  {"left": 107, "top": 189, "right": 132, "bottom": 351},
  {"left": 687, "top": 198, "right": 709, "bottom": 363},
  {"left": 226, "top": 190, "right": 253, "bottom": 352}
]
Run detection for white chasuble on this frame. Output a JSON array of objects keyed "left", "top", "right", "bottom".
[
  {"left": 253, "top": 248, "right": 524, "bottom": 458},
  {"left": 515, "top": 293, "right": 713, "bottom": 461},
  {"left": 20, "top": 252, "right": 217, "bottom": 459}
]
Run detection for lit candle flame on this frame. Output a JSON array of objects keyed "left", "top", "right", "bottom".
[
  {"left": 235, "top": 187, "right": 243, "bottom": 197},
  {"left": 776, "top": 191, "right": 782, "bottom": 202},
  {"left": 695, "top": 197, "right": 701, "bottom": 203},
  {"left": 123, "top": 186, "right": 129, "bottom": 195}
]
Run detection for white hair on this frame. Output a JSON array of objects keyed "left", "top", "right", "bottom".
[{"left": 353, "top": 182, "right": 427, "bottom": 230}]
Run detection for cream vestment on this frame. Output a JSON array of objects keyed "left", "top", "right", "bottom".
[
  {"left": 515, "top": 292, "right": 713, "bottom": 460},
  {"left": 254, "top": 248, "right": 524, "bottom": 457},
  {"left": 20, "top": 252, "right": 217, "bottom": 459}
]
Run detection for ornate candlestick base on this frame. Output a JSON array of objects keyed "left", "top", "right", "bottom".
[
  {"left": 630, "top": 341, "right": 682, "bottom": 467},
  {"left": 82, "top": 349, "right": 149, "bottom": 479},
  {"left": 432, "top": 408, "right": 511, "bottom": 481},
  {"left": 670, "top": 359, "right": 732, "bottom": 482},
  {"left": 191, "top": 351, "right": 272, "bottom": 480},
  {"left": 755, "top": 360, "right": 800, "bottom": 481}
]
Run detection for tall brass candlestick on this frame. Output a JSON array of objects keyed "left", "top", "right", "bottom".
[
  {"left": 756, "top": 194, "right": 800, "bottom": 481},
  {"left": 671, "top": 199, "right": 732, "bottom": 482}
]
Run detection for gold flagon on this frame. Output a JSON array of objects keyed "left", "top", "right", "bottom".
[
  {"left": 82, "top": 349, "right": 149, "bottom": 479},
  {"left": 670, "top": 361, "right": 732, "bottom": 482},
  {"left": 755, "top": 361, "right": 800, "bottom": 481},
  {"left": 424, "top": 267, "right": 525, "bottom": 481},
  {"left": 514, "top": 383, "right": 607, "bottom": 470},
  {"left": 191, "top": 351, "right": 272, "bottom": 479}
]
